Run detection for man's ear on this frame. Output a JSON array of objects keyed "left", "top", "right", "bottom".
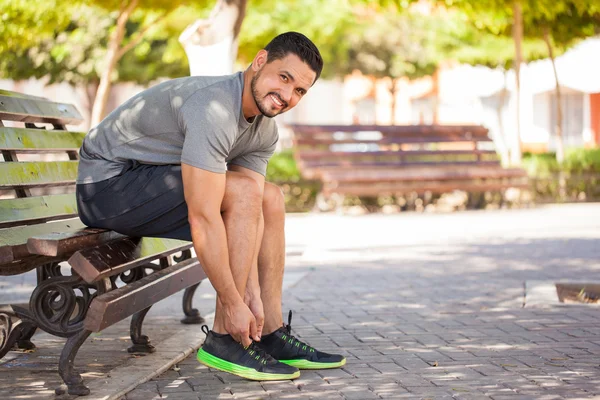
[{"left": 252, "top": 49, "right": 268, "bottom": 72}]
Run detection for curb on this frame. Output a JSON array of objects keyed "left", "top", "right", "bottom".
[{"left": 83, "top": 313, "right": 214, "bottom": 400}]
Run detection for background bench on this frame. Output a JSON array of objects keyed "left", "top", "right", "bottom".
[
  {"left": 0, "top": 90, "right": 207, "bottom": 396},
  {"left": 289, "top": 124, "right": 529, "bottom": 208}
]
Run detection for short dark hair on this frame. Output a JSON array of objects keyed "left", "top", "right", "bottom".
[{"left": 264, "top": 32, "right": 323, "bottom": 83}]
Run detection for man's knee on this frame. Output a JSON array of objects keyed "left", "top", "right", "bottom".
[
  {"left": 263, "top": 183, "right": 285, "bottom": 217},
  {"left": 223, "top": 173, "right": 263, "bottom": 213}
]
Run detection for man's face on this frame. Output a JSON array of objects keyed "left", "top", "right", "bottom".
[{"left": 251, "top": 53, "right": 317, "bottom": 118}]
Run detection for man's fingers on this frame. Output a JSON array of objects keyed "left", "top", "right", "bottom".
[
  {"left": 256, "top": 315, "right": 264, "bottom": 340},
  {"left": 250, "top": 317, "right": 259, "bottom": 342},
  {"left": 240, "top": 330, "right": 252, "bottom": 348}
]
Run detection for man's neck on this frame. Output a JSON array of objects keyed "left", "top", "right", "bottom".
[{"left": 241, "top": 69, "right": 259, "bottom": 121}]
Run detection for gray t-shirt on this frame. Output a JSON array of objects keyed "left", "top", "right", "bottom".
[{"left": 77, "top": 72, "right": 278, "bottom": 184}]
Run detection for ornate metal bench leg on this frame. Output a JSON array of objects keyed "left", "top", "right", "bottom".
[
  {"left": 174, "top": 249, "right": 204, "bottom": 325},
  {"left": 128, "top": 306, "right": 155, "bottom": 353},
  {"left": 1, "top": 309, "right": 38, "bottom": 357},
  {"left": 15, "top": 324, "right": 37, "bottom": 351},
  {"left": 55, "top": 329, "right": 92, "bottom": 396},
  {"left": 181, "top": 283, "right": 204, "bottom": 324}
]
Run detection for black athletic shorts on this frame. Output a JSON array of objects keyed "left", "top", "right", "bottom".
[{"left": 76, "top": 163, "right": 192, "bottom": 241}]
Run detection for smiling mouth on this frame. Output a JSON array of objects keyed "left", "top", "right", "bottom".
[{"left": 269, "top": 94, "right": 286, "bottom": 109}]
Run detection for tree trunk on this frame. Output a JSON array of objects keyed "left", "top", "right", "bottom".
[
  {"left": 90, "top": 0, "right": 138, "bottom": 127},
  {"left": 390, "top": 78, "right": 399, "bottom": 125},
  {"left": 543, "top": 27, "right": 565, "bottom": 164},
  {"left": 511, "top": 1, "right": 523, "bottom": 165},
  {"left": 495, "top": 69, "right": 510, "bottom": 165},
  {"left": 432, "top": 69, "right": 439, "bottom": 124},
  {"left": 179, "top": 0, "right": 248, "bottom": 76},
  {"left": 79, "top": 80, "right": 99, "bottom": 131}
]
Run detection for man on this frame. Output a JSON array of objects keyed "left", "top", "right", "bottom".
[{"left": 76, "top": 32, "right": 345, "bottom": 381}]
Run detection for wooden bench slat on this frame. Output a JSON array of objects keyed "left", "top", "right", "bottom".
[
  {"left": 0, "top": 218, "right": 86, "bottom": 264},
  {"left": 0, "top": 194, "right": 78, "bottom": 229},
  {"left": 0, "top": 255, "right": 63, "bottom": 276},
  {"left": 0, "top": 161, "right": 78, "bottom": 188},
  {"left": 288, "top": 124, "right": 490, "bottom": 136},
  {"left": 324, "top": 181, "right": 530, "bottom": 196},
  {"left": 69, "top": 237, "right": 193, "bottom": 283},
  {"left": 0, "top": 92, "right": 83, "bottom": 125},
  {"left": 27, "top": 227, "right": 125, "bottom": 258},
  {"left": 297, "top": 149, "right": 497, "bottom": 160},
  {"left": 300, "top": 160, "right": 501, "bottom": 171},
  {"left": 0, "top": 89, "right": 48, "bottom": 101},
  {"left": 0, "top": 127, "right": 86, "bottom": 152},
  {"left": 84, "top": 257, "right": 206, "bottom": 332},
  {"left": 294, "top": 136, "right": 492, "bottom": 145},
  {"left": 322, "top": 167, "right": 528, "bottom": 183}
]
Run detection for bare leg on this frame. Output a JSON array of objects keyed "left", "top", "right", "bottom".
[
  {"left": 259, "top": 183, "right": 287, "bottom": 334},
  {"left": 212, "top": 172, "right": 263, "bottom": 334}
]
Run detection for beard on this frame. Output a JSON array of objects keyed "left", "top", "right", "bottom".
[{"left": 251, "top": 70, "right": 287, "bottom": 118}]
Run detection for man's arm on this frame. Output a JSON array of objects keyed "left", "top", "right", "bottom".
[
  {"left": 181, "top": 163, "right": 258, "bottom": 346},
  {"left": 228, "top": 165, "right": 266, "bottom": 334}
]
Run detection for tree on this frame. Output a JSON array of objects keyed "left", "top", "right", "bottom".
[
  {"left": 333, "top": 10, "right": 443, "bottom": 124},
  {"left": 179, "top": 0, "right": 406, "bottom": 77},
  {"left": 435, "top": 0, "right": 600, "bottom": 165},
  {"left": 86, "top": 0, "right": 201, "bottom": 126},
  {"left": 0, "top": 3, "right": 191, "bottom": 128},
  {"left": 0, "top": 0, "right": 71, "bottom": 57},
  {"left": 526, "top": 3, "right": 600, "bottom": 163},
  {"left": 447, "top": 13, "right": 550, "bottom": 165}
]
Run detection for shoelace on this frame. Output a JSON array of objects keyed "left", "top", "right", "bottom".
[
  {"left": 201, "top": 325, "right": 272, "bottom": 365},
  {"left": 245, "top": 342, "right": 272, "bottom": 365},
  {"left": 281, "top": 310, "right": 315, "bottom": 353}
]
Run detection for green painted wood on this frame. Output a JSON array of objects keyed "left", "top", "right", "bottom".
[
  {"left": 0, "top": 218, "right": 85, "bottom": 264},
  {"left": 0, "top": 90, "right": 48, "bottom": 101},
  {"left": 0, "top": 93, "right": 83, "bottom": 125},
  {"left": 0, "top": 127, "right": 85, "bottom": 151},
  {"left": 0, "top": 161, "right": 79, "bottom": 188},
  {"left": 0, "top": 194, "right": 78, "bottom": 228}
]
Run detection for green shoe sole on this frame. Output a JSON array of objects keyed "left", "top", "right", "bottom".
[
  {"left": 196, "top": 348, "right": 300, "bottom": 381},
  {"left": 279, "top": 357, "right": 347, "bottom": 369}
]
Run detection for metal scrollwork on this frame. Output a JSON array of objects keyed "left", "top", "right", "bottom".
[
  {"left": 37, "top": 261, "right": 65, "bottom": 282},
  {"left": 0, "top": 311, "right": 36, "bottom": 358},
  {"left": 110, "top": 263, "right": 161, "bottom": 289},
  {"left": 28, "top": 276, "right": 101, "bottom": 337},
  {"left": 0, "top": 312, "right": 12, "bottom": 352},
  {"left": 174, "top": 249, "right": 192, "bottom": 263},
  {"left": 119, "top": 266, "right": 146, "bottom": 284}
]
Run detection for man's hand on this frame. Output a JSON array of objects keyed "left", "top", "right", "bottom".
[
  {"left": 223, "top": 299, "right": 259, "bottom": 347},
  {"left": 244, "top": 290, "right": 265, "bottom": 340}
]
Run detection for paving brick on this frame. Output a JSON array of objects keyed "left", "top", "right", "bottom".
[{"left": 5, "top": 206, "right": 594, "bottom": 400}]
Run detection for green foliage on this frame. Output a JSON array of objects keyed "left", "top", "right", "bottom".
[
  {"left": 266, "top": 150, "right": 302, "bottom": 182},
  {"left": 265, "top": 149, "right": 319, "bottom": 212},
  {"left": 522, "top": 152, "right": 560, "bottom": 175},
  {"left": 339, "top": 10, "right": 443, "bottom": 80},
  {"left": 446, "top": 16, "right": 552, "bottom": 69},
  {"left": 563, "top": 148, "right": 600, "bottom": 173},
  {"left": 434, "top": 0, "right": 600, "bottom": 70},
  {"left": 0, "top": 3, "right": 195, "bottom": 85},
  {"left": 0, "top": 0, "right": 71, "bottom": 56},
  {"left": 523, "top": 149, "right": 600, "bottom": 174},
  {"left": 238, "top": 0, "right": 358, "bottom": 79}
]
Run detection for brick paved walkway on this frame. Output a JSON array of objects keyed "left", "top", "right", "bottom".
[{"left": 124, "top": 204, "right": 600, "bottom": 400}]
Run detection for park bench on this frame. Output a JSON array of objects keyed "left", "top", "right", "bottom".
[
  {"left": 289, "top": 124, "right": 528, "bottom": 207},
  {"left": 0, "top": 89, "right": 207, "bottom": 396}
]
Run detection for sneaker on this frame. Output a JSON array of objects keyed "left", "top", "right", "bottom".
[
  {"left": 256, "top": 311, "right": 346, "bottom": 369},
  {"left": 196, "top": 325, "right": 300, "bottom": 381}
]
